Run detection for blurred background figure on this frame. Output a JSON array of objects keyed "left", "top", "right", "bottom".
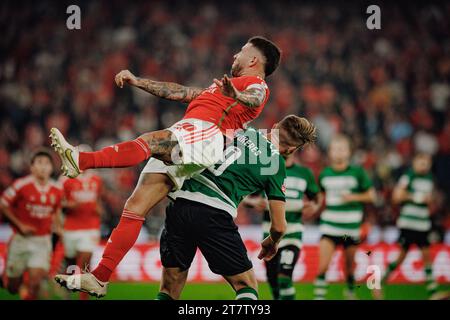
[{"left": 58, "top": 144, "right": 104, "bottom": 300}]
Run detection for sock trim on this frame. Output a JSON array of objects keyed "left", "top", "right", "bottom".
[
  {"left": 134, "top": 138, "right": 151, "bottom": 158},
  {"left": 122, "top": 210, "right": 145, "bottom": 221},
  {"left": 280, "top": 287, "right": 296, "bottom": 295},
  {"left": 236, "top": 287, "right": 258, "bottom": 300}
]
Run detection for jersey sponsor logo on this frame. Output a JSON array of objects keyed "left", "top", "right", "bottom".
[{"left": 25, "top": 203, "right": 54, "bottom": 218}]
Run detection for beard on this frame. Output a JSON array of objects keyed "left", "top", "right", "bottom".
[{"left": 231, "top": 62, "right": 242, "bottom": 77}]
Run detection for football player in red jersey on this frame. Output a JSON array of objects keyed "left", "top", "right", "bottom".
[
  {"left": 0, "top": 149, "right": 63, "bottom": 299},
  {"left": 59, "top": 146, "right": 104, "bottom": 299},
  {"left": 52, "top": 36, "right": 281, "bottom": 297}
]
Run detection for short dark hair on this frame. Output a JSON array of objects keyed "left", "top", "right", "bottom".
[
  {"left": 30, "top": 148, "right": 54, "bottom": 166},
  {"left": 279, "top": 115, "right": 317, "bottom": 148},
  {"left": 248, "top": 36, "right": 281, "bottom": 77}
]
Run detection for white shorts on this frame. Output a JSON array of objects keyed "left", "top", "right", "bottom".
[
  {"left": 143, "top": 118, "right": 224, "bottom": 190},
  {"left": 62, "top": 229, "right": 100, "bottom": 258},
  {"left": 6, "top": 234, "right": 52, "bottom": 278}
]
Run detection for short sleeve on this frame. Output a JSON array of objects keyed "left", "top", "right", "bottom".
[
  {"left": 358, "top": 167, "right": 373, "bottom": 191},
  {"left": 397, "top": 174, "right": 410, "bottom": 188},
  {"left": 305, "top": 169, "right": 320, "bottom": 197},
  {"left": 1, "top": 182, "right": 20, "bottom": 208},
  {"left": 264, "top": 161, "right": 286, "bottom": 202}
]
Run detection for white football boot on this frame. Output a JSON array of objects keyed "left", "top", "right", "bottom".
[
  {"left": 55, "top": 273, "right": 108, "bottom": 298},
  {"left": 49, "top": 128, "right": 81, "bottom": 178}
]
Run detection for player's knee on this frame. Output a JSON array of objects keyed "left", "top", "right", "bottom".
[{"left": 124, "top": 196, "right": 147, "bottom": 216}]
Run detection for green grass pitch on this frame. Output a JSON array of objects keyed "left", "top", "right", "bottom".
[{"left": 1, "top": 282, "right": 449, "bottom": 300}]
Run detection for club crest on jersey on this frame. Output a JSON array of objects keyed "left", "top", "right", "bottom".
[
  {"left": 50, "top": 194, "right": 56, "bottom": 205},
  {"left": 41, "top": 194, "right": 47, "bottom": 203}
]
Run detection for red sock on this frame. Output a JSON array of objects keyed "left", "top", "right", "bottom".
[
  {"left": 92, "top": 210, "right": 144, "bottom": 282},
  {"left": 79, "top": 138, "right": 151, "bottom": 170}
]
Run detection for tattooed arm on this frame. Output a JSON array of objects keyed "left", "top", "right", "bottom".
[
  {"left": 214, "top": 74, "right": 266, "bottom": 108},
  {"left": 115, "top": 70, "right": 203, "bottom": 103}
]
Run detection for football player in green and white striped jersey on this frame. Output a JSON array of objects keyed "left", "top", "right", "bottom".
[
  {"left": 313, "top": 135, "right": 376, "bottom": 300},
  {"left": 264, "top": 154, "right": 321, "bottom": 300},
  {"left": 382, "top": 153, "right": 440, "bottom": 299},
  {"left": 245, "top": 152, "right": 322, "bottom": 300}
]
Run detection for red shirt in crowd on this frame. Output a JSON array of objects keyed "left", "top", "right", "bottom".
[
  {"left": 60, "top": 173, "right": 102, "bottom": 231},
  {"left": 0, "top": 175, "right": 63, "bottom": 236}
]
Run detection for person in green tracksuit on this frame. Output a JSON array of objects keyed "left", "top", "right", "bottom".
[
  {"left": 313, "top": 134, "right": 376, "bottom": 300},
  {"left": 383, "top": 152, "right": 439, "bottom": 299}
]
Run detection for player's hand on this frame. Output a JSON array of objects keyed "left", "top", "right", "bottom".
[
  {"left": 18, "top": 224, "right": 36, "bottom": 236},
  {"left": 423, "top": 193, "right": 433, "bottom": 205},
  {"left": 115, "top": 70, "right": 138, "bottom": 88},
  {"left": 302, "top": 200, "right": 319, "bottom": 220},
  {"left": 258, "top": 236, "right": 278, "bottom": 261},
  {"left": 214, "top": 74, "right": 239, "bottom": 99}
]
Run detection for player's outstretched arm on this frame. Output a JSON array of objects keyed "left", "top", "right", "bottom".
[
  {"left": 214, "top": 74, "right": 266, "bottom": 108},
  {"left": 115, "top": 70, "right": 203, "bottom": 103}
]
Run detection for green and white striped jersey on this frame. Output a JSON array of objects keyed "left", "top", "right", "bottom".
[
  {"left": 169, "top": 127, "right": 287, "bottom": 218},
  {"left": 263, "top": 164, "right": 319, "bottom": 249},
  {"left": 318, "top": 165, "right": 372, "bottom": 240},
  {"left": 396, "top": 169, "right": 433, "bottom": 232}
]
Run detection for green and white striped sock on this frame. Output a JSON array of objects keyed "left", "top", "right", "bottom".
[
  {"left": 278, "top": 277, "right": 295, "bottom": 300},
  {"left": 425, "top": 265, "right": 438, "bottom": 297},
  {"left": 236, "top": 287, "right": 258, "bottom": 300},
  {"left": 314, "top": 274, "right": 328, "bottom": 300}
]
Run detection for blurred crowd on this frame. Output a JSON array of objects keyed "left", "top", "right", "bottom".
[{"left": 1, "top": 0, "right": 449, "bottom": 239}]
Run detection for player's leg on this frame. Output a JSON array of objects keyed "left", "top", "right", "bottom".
[
  {"left": 157, "top": 200, "right": 198, "bottom": 300},
  {"left": 50, "top": 119, "right": 223, "bottom": 178},
  {"left": 5, "top": 277, "right": 22, "bottom": 294},
  {"left": 55, "top": 172, "right": 174, "bottom": 296},
  {"left": 26, "top": 268, "right": 47, "bottom": 300},
  {"left": 25, "top": 235, "right": 53, "bottom": 299},
  {"left": 90, "top": 172, "right": 173, "bottom": 283},
  {"left": 77, "top": 251, "right": 93, "bottom": 300},
  {"left": 276, "top": 245, "right": 300, "bottom": 300},
  {"left": 5, "top": 234, "right": 27, "bottom": 295},
  {"left": 314, "top": 236, "right": 336, "bottom": 300},
  {"left": 343, "top": 244, "right": 357, "bottom": 299},
  {"left": 195, "top": 200, "right": 257, "bottom": 300},
  {"left": 223, "top": 269, "right": 259, "bottom": 300},
  {"left": 157, "top": 267, "right": 189, "bottom": 300},
  {"left": 384, "top": 230, "right": 410, "bottom": 282},
  {"left": 264, "top": 251, "right": 281, "bottom": 299},
  {"left": 421, "top": 243, "right": 438, "bottom": 298},
  {"left": 50, "top": 127, "right": 170, "bottom": 177}
]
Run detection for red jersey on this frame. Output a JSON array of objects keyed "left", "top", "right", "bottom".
[
  {"left": 0, "top": 175, "right": 63, "bottom": 236},
  {"left": 60, "top": 173, "right": 102, "bottom": 231},
  {"left": 183, "top": 76, "right": 270, "bottom": 134}
]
